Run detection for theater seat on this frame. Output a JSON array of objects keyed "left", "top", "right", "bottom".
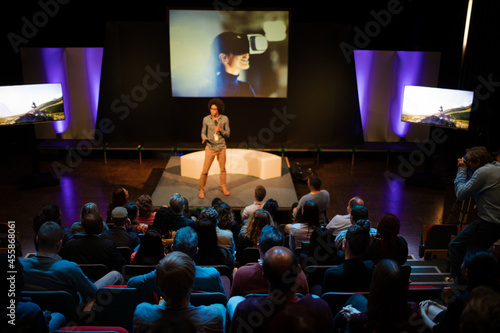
[
  {"left": 190, "top": 291, "right": 228, "bottom": 306},
  {"left": 419, "top": 224, "right": 459, "bottom": 260},
  {"left": 55, "top": 327, "right": 128, "bottom": 333},
  {"left": 21, "top": 290, "right": 80, "bottom": 324}
]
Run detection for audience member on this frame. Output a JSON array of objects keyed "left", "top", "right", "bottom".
[
  {"left": 126, "top": 201, "right": 148, "bottom": 234},
  {"left": 21, "top": 221, "right": 123, "bottom": 304},
  {"left": 101, "top": 206, "right": 141, "bottom": 249},
  {"left": 336, "top": 259, "right": 426, "bottom": 333},
  {"left": 459, "top": 285, "right": 500, "bottom": 333},
  {"left": 229, "top": 246, "right": 334, "bottom": 332},
  {"left": 70, "top": 202, "right": 109, "bottom": 235},
  {"left": 293, "top": 175, "right": 330, "bottom": 225},
  {"left": 321, "top": 223, "right": 374, "bottom": 294},
  {"left": 240, "top": 185, "right": 267, "bottom": 221},
  {"left": 289, "top": 200, "right": 321, "bottom": 251},
  {"left": 263, "top": 198, "right": 279, "bottom": 222},
  {"left": 128, "top": 226, "right": 225, "bottom": 294},
  {"left": 150, "top": 207, "right": 177, "bottom": 247},
  {"left": 236, "top": 209, "right": 274, "bottom": 264},
  {"left": 106, "top": 187, "right": 129, "bottom": 223},
  {"left": 169, "top": 193, "right": 196, "bottom": 229},
  {"left": 302, "top": 227, "right": 342, "bottom": 267},
  {"left": 214, "top": 201, "right": 240, "bottom": 245},
  {"left": 199, "top": 206, "right": 234, "bottom": 250},
  {"left": 136, "top": 194, "right": 156, "bottom": 225},
  {"left": 194, "top": 218, "right": 235, "bottom": 271},
  {"left": 420, "top": 249, "right": 499, "bottom": 333},
  {"left": 326, "top": 196, "right": 364, "bottom": 236},
  {"left": 231, "top": 225, "right": 309, "bottom": 297},
  {"left": 133, "top": 251, "right": 226, "bottom": 333},
  {"left": 334, "top": 204, "right": 376, "bottom": 249},
  {"left": 366, "top": 213, "right": 408, "bottom": 265},
  {"left": 131, "top": 229, "right": 166, "bottom": 265},
  {"left": 33, "top": 204, "right": 74, "bottom": 250},
  {"left": 2, "top": 253, "right": 66, "bottom": 332},
  {"left": 182, "top": 196, "right": 195, "bottom": 222},
  {"left": 61, "top": 213, "right": 127, "bottom": 271}
]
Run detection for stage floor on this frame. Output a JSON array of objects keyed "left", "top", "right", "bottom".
[{"left": 151, "top": 156, "right": 299, "bottom": 209}]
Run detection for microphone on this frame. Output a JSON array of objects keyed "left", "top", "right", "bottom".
[{"left": 214, "top": 119, "right": 219, "bottom": 141}]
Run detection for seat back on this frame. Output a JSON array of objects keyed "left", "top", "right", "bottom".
[
  {"left": 321, "top": 292, "right": 369, "bottom": 316},
  {"left": 190, "top": 291, "right": 228, "bottom": 306},
  {"left": 408, "top": 286, "right": 442, "bottom": 303},
  {"left": 424, "top": 224, "right": 459, "bottom": 249},
  {"left": 303, "top": 265, "right": 338, "bottom": 288},
  {"left": 121, "top": 264, "right": 157, "bottom": 281},
  {"left": 56, "top": 326, "right": 128, "bottom": 333},
  {"left": 240, "top": 247, "right": 260, "bottom": 265},
  {"left": 92, "top": 287, "right": 156, "bottom": 333},
  {"left": 116, "top": 247, "right": 133, "bottom": 265},
  {"left": 78, "top": 264, "right": 110, "bottom": 282},
  {"left": 21, "top": 290, "right": 80, "bottom": 324}
]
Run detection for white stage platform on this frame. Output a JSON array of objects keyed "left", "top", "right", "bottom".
[
  {"left": 180, "top": 149, "right": 282, "bottom": 180},
  {"left": 152, "top": 154, "right": 298, "bottom": 209}
]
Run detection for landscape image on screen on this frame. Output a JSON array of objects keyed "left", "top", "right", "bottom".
[
  {"left": 0, "top": 83, "right": 64, "bottom": 126},
  {"left": 401, "top": 85, "right": 473, "bottom": 130},
  {"left": 169, "top": 9, "right": 289, "bottom": 98}
]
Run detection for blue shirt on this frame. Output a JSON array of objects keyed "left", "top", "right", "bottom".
[
  {"left": 455, "top": 162, "right": 500, "bottom": 224},
  {"left": 127, "top": 265, "right": 224, "bottom": 297},
  {"left": 133, "top": 302, "right": 226, "bottom": 333},
  {"left": 20, "top": 253, "right": 97, "bottom": 302}
]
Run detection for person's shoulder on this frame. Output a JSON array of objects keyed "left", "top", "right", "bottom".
[{"left": 196, "top": 265, "right": 220, "bottom": 277}]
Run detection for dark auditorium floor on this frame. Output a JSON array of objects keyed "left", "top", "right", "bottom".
[{"left": 1, "top": 149, "right": 471, "bottom": 258}]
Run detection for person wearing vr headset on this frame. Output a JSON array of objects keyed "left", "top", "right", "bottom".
[
  {"left": 448, "top": 146, "right": 500, "bottom": 286},
  {"left": 201, "top": 32, "right": 257, "bottom": 97}
]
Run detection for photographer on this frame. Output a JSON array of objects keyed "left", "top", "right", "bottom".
[{"left": 448, "top": 146, "right": 500, "bottom": 285}]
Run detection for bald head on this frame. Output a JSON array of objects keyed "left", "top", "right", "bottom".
[
  {"left": 347, "top": 196, "right": 364, "bottom": 213},
  {"left": 263, "top": 246, "right": 299, "bottom": 291}
]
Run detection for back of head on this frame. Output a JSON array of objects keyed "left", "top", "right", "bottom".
[
  {"left": 199, "top": 207, "right": 218, "bottom": 226},
  {"left": 300, "top": 200, "right": 320, "bottom": 227},
  {"left": 348, "top": 196, "right": 364, "bottom": 210},
  {"left": 367, "top": 259, "right": 410, "bottom": 325},
  {"left": 346, "top": 224, "right": 370, "bottom": 256},
  {"left": 351, "top": 204, "right": 369, "bottom": 222},
  {"left": 111, "top": 206, "right": 128, "bottom": 227},
  {"left": 169, "top": 193, "right": 185, "bottom": 215},
  {"left": 172, "top": 226, "right": 198, "bottom": 258},
  {"left": 247, "top": 209, "right": 274, "bottom": 245},
  {"left": 34, "top": 204, "right": 62, "bottom": 233},
  {"left": 152, "top": 207, "right": 176, "bottom": 236},
  {"left": 111, "top": 187, "right": 128, "bottom": 207},
  {"left": 263, "top": 199, "right": 279, "bottom": 218},
  {"left": 80, "top": 202, "right": 99, "bottom": 221},
  {"left": 133, "top": 229, "right": 165, "bottom": 265},
  {"left": 308, "top": 175, "right": 322, "bottom": 190},
  {"left": 156, "top": 251, "right": 195, "bottom": 301},
  {"left": 255, "top": 185, "right": 267, "bottom": 202},
  {"left": 262, "top": 246, "right": 299, "bottom": 291},
  {"left": 466, "top": 146, "right": 494, "bottom": 166},
  {"left": 377, "top": 213, "right": 400, "bottom": 237},
  {"left": 460, "top": 286, "right": 500, "bottom": 333},
  {"left": 214, "top": 201, "right": 234, "bottom": 230},
  {"left": 462, "top": 249, "right": 499, "bottom": 290},
  {"left": 37, "top": 221, "right": 65, "bottom": 250},
  {"left": 136, "top": 194, "right": 153, "bottom": 217},
  {"left": 82, "top": 212, "right": 104, "bottom": 235},
  {"left": 259, "top": 225, "right": 283, "bottom": 255},
  {"left": 194, "top": 219, "right": 219, "bottom": 251},
  {"left": 125, "top": 201, "right": 138, "bottom": 221}
]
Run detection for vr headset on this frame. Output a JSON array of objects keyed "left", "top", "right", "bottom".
[{"left": 213, "top": 32, "right": 268, "bottom": 55}]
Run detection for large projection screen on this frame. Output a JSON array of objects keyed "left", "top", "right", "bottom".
[{"left": 169, "top": 9, "right": 289, "bottom": 98}]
